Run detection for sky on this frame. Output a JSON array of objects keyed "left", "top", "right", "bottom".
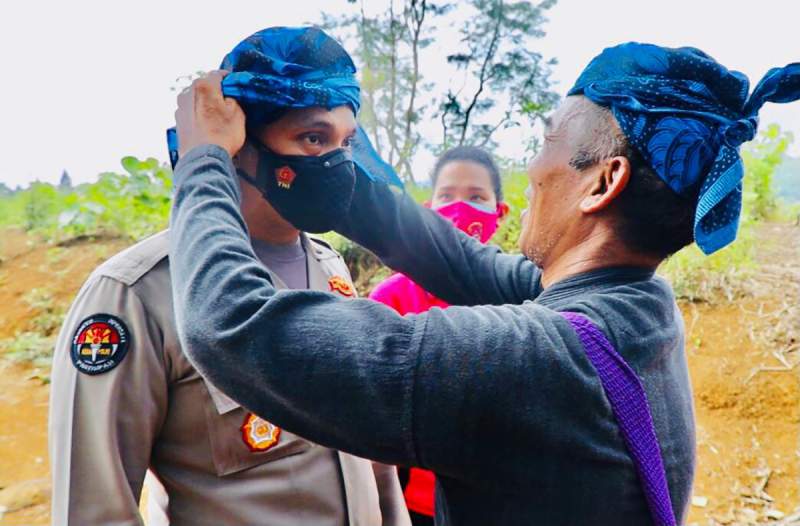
[{"left": 1, "top": 0, "right": 799, "bottom": 187}]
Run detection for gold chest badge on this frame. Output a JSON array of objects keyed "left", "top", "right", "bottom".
[
  {"left": 241, "top": 413, "right": 281, "bottom": 452},
  {"left": 328, "top": 275, "right": 355, "bottom": 297}
]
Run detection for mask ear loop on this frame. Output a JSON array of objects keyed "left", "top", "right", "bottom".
[{"left": 234, "top": 136, "right": 272, "bottom": 200}]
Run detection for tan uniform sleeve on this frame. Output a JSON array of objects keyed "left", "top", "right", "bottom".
[
  {"left": 49, "top": 275, "right": 168, "bottom": 526},
  {"left": 372, "top": 462, "right": 412, "bottom": 526}
]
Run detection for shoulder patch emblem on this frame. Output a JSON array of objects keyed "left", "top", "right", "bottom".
[
  {"left": 71, "top": 314, "right": 131, "bottom": 375},
  {"left": 328, "top": 275, "right": 355, "bottom": 297},
  {"left": 241, "top": 413, "right": 281, "bottom": 452}
]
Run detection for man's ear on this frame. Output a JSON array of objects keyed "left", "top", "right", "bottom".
[
  {"left": 423, "top": 200, "right": 432, "bottom": 208},
  {"left": 579, "top": 156, "right": 631, "bottom": 214}
]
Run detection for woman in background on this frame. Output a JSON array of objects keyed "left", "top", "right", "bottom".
[{"left": 369, "top": 146, "right": 509, "bottom": 525}]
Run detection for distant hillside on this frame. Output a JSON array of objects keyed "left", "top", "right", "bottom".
[{"left": 775, "top": 156, "right": 800, "bottom": 203}]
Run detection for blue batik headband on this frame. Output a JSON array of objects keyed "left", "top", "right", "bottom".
[
  {"left": 568, "top": 43, "right": 800, "bottom": 254},
  {"left": 167, "top": 26, "right": 401, "bottom": 187}
]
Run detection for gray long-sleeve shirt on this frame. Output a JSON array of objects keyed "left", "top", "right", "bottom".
[{"left": 169, "top": 144, "right": 696, "bottom": 526}]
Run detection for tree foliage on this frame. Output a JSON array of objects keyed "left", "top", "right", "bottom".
[
  {"left": 324, "top": 0, "right": 558, "bottom": 178},
  {"left": 323, "top": 1, "right": 451, "bottom": 181},
  {"left": 58, "top": 170, "right": 73, "bottom": 192},
  {"left": 438, "top": 0, "right": 559, "bottom": 151}
]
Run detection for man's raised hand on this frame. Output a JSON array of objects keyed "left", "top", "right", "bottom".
[{"left": 175, "top": 70, "right": 246, "bottom": 158}]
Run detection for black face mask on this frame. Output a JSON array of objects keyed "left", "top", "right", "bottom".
[{"left": 237, "top": 138, "right": 357, "bottom": 233}]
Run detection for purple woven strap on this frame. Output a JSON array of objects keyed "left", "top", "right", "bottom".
[{"left": 561, "top": 312, "right": 676, "bottom": 526}]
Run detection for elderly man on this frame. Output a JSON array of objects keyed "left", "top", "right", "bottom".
[{"left": 168, "top": 43, "right": 800, "bottom": 525}]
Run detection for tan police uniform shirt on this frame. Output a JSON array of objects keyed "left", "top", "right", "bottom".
[{"left": 48, "top": 230, "right": 410, "bottom": 526}]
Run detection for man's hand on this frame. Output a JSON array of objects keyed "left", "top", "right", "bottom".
[{"left": 175, "top": 70, "right": 245, "bottom": 158}]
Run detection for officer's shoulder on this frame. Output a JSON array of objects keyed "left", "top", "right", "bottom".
[
  {"left": 307, "top": 236, "right": 343, "bottom": 260},
  {"left": 91, "top": 230, "right": 170, "bottom": 287}
]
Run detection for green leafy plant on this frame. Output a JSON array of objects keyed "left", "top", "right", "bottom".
[
  {"left": 1, "top": 156, "right": 173, "bottom": 242},
  {"left": 741, "top": 124, "right": 790, "bottom": 222},
  {"left": 23, "top": 288, "right": 64, "bottom": 336},
  {"left": 57, "top": 157, "right": 172, "bottom": 240},
  {"left": 1, "top": 331, "right": 55, "bottom": 369}
]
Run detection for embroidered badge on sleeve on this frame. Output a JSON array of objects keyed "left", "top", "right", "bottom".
[
  {"left": 241, "top": 413, "right": 281, "bottom": 452},
  {"left": 70, "top": 314, "right": 131, "bottom": 375},
  {"left": 328, "top": 276, "right": 355, "bottom": 297}
]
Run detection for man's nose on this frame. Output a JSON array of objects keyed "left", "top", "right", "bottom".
[{"left": 319, "top": 146, "right": 340, "bottom": 156}]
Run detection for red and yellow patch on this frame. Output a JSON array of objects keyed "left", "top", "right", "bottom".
[
  {"left": 328, "top": 275, "right": 355, "bottom": 297},
  {"left": 241, "top": 413, "right": 281, "bottom": 452},
  {"left": 275, "top": 165, "right": 297, "bottom": 189}
]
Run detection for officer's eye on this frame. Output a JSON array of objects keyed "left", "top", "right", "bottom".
[
  {"left": 304, "top": 134, "right": 323, "bottom": 145},
  {"left": 342, "top": 135, "right": 355, "bottom": 149}
]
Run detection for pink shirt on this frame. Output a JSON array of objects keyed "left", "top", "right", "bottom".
[{"left": 369, "top": 273, "right": 449, "bottom": 315}]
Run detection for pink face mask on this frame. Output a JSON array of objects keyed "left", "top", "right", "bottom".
[{"left": 434, "top": 201, "right": 501, "bottom": 243}]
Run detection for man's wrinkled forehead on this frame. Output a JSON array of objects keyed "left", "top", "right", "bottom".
[
  {"left": 545, "top": 95, "right": 619, "bottom": 147},
  {"left": 543, "top": 97, "right": 597, "bottom": 146},
  {"left": 546, "top": 96, "right": 591, "bottom": 130}
]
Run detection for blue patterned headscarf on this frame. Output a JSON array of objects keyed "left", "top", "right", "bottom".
[
  {"left": 167, "top": 26, "right": 401, "bottom": 187},
  {"left": 220, "top": 26, "right": 361, "bottom": 125},
  {"left": 568, "top": 43, "right": 800, "bottom": 254}
]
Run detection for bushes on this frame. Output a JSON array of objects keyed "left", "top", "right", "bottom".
[
  {"left": 741, "top": 124, "right": 790, "bottom": 221},
  {"left": 659, "top": 125, "right": 792, "bottom": 300},
  {"left": 492, "top": 170, "right": 528, "bottom": 253},
  {"left": 0, "top": 156, "right": 172, "bottom": 242}
]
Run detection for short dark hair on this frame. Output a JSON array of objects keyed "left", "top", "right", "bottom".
[
  {"left": 568, "top": 98, "right": 698, "bottom": 258},
  {"left": 431, "top": 146, "right": 503, "bottom": 201}
]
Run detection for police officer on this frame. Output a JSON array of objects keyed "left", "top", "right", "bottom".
[{"left": 48, "top": 27, "right": 409, "bottom": 526}]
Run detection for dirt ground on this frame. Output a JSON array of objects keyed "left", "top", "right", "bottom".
[
  {"left": 0, "top": 225, "right": 797, "bottom": 525},
  {"left": 685, "top": 223, "right": 800, "bottom": 525}
]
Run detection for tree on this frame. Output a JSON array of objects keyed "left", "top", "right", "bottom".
[
  {"left": 58, "top": 170, "right": 73, "bottom": 192},
  {"left": 438, "top": 0, "right": 559, "bottom": 152},
  {"left": 323, "top": 1, "right": 451, "bottom": 182}
]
